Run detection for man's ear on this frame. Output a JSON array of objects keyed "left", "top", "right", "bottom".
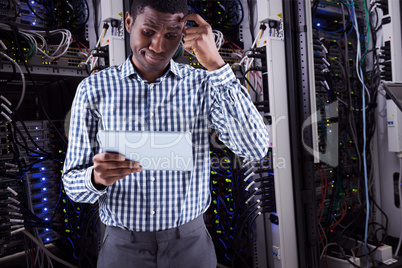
[{"left": 125, "top": 11, "right": 133, "bottom": 33}]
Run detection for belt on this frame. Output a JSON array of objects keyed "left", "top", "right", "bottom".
[{"left": 105, "top": 214, "right": 205, "bottom": 243}]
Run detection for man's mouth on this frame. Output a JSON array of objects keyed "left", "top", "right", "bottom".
[{"left": 145, "top": 53, "right": 165, "bottom": 64}]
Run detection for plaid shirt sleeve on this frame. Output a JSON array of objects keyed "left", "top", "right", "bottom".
[
  {"left": 62, "top": 79, "right": 106, "bottom": 203},
  {"left": 208, "top": 64, "right": 269, "bottom": 160}
]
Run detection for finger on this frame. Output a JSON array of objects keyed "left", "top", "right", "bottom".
[
  {"left": 94, "top": 160, "right": 140, "bottom": 171},
  {"left": 104, "top": 152, "right": 125, "bottom": 161},
  {"left": 182, "top": 30, "right": 203, "bottom": 42},
  {"left": 94, "top": 152, "right": 125, "bottom": 162},
  {"left": 132, "top": 166, "right": 143, "bottom": 173},
  {"left": 128, "top": 161, "right": 141, "bottom": 168},
  {"left": 127, "top": 160, "right": 141, "bottom": 169},
  {"left": 182, "top": 40, "right": 195, "bottom": 53},
  {"left": 181, "top": 13, "right": 208, "bottom": 27},
  {"left": 95, "top": 167, "right": 136, "bottom": 179},
  {"left": 182, "top": 35, "right": 197, "bottom": 47},
  {"left": 182, "top": 24, "right": 210, "bottom": 37}
]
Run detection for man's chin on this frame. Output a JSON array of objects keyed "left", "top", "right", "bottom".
[{"left": 144, "top": 62, "right": 169, "bottom": 73}]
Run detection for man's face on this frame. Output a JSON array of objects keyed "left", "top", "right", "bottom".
[{"left": 125, "top": 7, "right": 184, "bottom": 81}]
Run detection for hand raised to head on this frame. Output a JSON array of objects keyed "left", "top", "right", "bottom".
[{"left": 181, "top": 14, "right": 225, "bottom": 71}]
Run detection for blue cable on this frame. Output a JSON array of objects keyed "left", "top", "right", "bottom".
[{"left": 351, "top": 1, "right": 370, "bottom": 266}]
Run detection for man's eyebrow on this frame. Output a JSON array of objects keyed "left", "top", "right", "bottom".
[
  {"left": 143, "top": 23, "right": 160, "bottom": 30},
  {"left": 143, "top": 23, "right": 182, "bottom": 31}
]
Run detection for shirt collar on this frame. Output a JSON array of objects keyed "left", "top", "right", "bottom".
[
  {"left": 120, "top": 56, "right": 183, "bottom": 80},
  {"left": 119, "top": 56, "right": 137, "bottom": 80},
  {"left": 169, "top": 59, "right": 183, "bottom": 79}
]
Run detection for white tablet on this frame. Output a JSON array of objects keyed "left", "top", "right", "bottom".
[{"left": 97, "top": 130, "right": 193, "bottom": 171}]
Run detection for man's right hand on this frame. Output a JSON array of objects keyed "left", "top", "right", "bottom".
[{"left": 92, "top": 152, "right": 143, "bottom": 189}]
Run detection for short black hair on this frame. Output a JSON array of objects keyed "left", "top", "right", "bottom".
[{"left": 129, "top": 0, "right": 188, "bottom": 21}]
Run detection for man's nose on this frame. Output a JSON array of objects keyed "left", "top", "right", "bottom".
[{"left": 149, "top": 36, "right": 165, "bottom": 53}]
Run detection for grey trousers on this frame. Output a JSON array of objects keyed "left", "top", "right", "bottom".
[{"left": 97, "top": 215, "right": 217, "bottom": 268}]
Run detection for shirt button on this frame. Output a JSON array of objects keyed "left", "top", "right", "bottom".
[
  {"left": 151, "top": 176, "right": 155, "bottom": 181},
  {"left": 151, "top": 210, "right": 155, "bottom": 215},
  {"left": 150, "top": 112, "right": 155, "bottom": 117}
]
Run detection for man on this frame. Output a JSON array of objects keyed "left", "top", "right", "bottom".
[{"left": 62, "top": 0, "right": 269, "bottom": 267}]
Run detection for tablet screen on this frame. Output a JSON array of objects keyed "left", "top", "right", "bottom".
[{"left": 97, "top": 130, "right": 193, "bottom": 171}]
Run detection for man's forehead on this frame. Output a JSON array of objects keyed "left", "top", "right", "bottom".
[{"left": 137, "top": 10, "right": 184, "bottom": 30}]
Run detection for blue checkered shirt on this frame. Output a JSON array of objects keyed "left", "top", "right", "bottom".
[{"left": 62, "top": 57, "right": 269, "bottom": 232}]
